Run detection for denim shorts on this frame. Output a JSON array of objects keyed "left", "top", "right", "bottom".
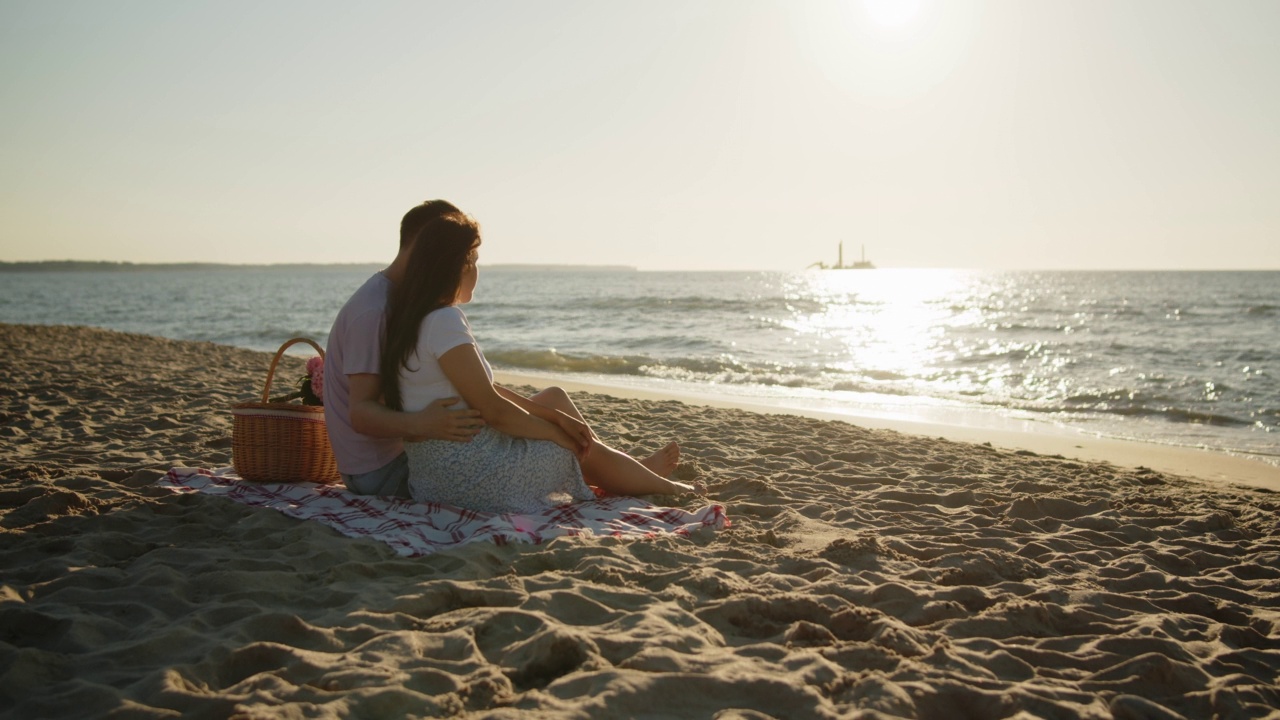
[{"left": 341, "top": 452, "right": 411, "bottom": 498}]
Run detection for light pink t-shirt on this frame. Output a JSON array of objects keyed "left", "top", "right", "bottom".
[
  {"left": 400, "top": 306, "right": 493, "bottom": 412},
  {"left": 323, "top": 273, "right": 402, "bottom": 475}
]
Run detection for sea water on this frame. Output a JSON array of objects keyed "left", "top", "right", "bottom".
[{"left": 2, "top": 267, "right": 1276, "bottom": 464}]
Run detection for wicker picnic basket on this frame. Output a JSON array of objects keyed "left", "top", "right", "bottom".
[{"left": 231, "top": 337, "right": 340, "bottom": 484}]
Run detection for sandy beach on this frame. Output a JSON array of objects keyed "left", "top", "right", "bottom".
[{"left": 2, "top": 322, "right": 1279, "bottom": 719}]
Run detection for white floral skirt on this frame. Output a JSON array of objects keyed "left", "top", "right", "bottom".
[{"left": 404, "top": 427, "right": 595, "bottom": 514}]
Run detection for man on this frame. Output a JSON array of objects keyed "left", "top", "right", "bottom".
[{"left": 324, "top": 199, "right": 484, "bottom": 497}]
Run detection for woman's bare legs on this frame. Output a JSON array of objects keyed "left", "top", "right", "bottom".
[
  {"left": 525, "top": 386, "right": 589, "bottom": 423},
  {"left": 579, "top": 441, "right": 698, "bottom": 496},
  {"left": 527, "top": 387, "right": 680, "bottom": 474},
  {"left": 527, "top": 387, "right": 698, "bottom": 495}
]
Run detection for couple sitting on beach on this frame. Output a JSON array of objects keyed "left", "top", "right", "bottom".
[{"left": 322, "top": 199, "right": 699, "bottom": 513}]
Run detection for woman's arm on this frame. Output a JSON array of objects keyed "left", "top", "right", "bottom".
[
  {"left": 438, "top": 345, "right": 587, "bottom": 457},
  {"left": 495, "top": 384, "right": 595, "bottom": 446},
  {"left": 495, "top": 384, "right": 553, "bottom": 418}
]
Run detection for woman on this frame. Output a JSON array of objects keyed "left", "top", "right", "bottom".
[{"left": 379, "top": 211, "right": 699, "bottom": 513}]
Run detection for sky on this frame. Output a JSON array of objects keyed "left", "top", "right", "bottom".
[{"left": 1, "top": 0, "right": 1278, "bottom": 271}]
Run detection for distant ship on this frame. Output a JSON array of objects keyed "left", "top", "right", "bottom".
[{"left": 809, "top": 242, "right": 875, "bottom": 270}]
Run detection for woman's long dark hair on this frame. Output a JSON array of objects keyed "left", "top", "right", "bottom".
[{"left": 380, "top": 212, "right": 481, "bottom": 411}]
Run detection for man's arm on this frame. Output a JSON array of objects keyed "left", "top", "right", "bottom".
[{"left": 348, "top": 373, "right": 483, "bottom": 442}]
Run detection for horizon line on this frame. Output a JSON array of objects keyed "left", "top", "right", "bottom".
[{"left": 0, "top": 259, "right": 1277, "bottom": 273}]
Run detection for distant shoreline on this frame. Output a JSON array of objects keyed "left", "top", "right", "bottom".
[
  {"left": 0, "top": 260, "right": 638, "bottom": 273},
  {"left": 3, "top": 260, "right": 1278, "bottom": 273}
]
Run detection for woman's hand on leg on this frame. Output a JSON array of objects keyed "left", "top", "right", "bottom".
[{"left": 553, "top": 413, "right": 594, "bottom": 455}]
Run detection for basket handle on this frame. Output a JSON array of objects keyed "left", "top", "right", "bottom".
[{"left": 261, "top": 337, "right": 326, "bottom": 402}]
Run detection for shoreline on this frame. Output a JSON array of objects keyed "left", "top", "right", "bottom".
[{"left": 495, "top": 369, "right": 1280, "bottom": 492}]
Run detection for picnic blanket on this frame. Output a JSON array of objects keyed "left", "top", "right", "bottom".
[{"left": 160, "top": 467, "right": 729, "bottom": 557}]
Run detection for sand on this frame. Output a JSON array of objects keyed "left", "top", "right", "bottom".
[{"left": 2, "top": 323, "right": 1279, "bottom": 719}]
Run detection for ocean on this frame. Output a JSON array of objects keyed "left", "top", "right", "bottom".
[{"left": 3, "top": 267, "right": 1277, "bottom": 465}]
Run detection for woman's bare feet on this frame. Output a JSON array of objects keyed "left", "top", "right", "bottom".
[{"left": 639, "top": 441, "right": 680, "bottom": 477}]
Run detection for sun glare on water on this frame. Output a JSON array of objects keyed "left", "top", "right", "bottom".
[{"left": 783, "top": 269, "right": 972, "bottom": 388}]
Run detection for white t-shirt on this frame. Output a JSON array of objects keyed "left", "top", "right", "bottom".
[
  {"left": 323, "top": 273, "right": 402, "bottom": 475},
  {"left": 400, "top": 305, "right": 493, "bottom": 413}
]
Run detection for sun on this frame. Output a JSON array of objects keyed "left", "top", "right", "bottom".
[{"left": 861, "top": 0, "right": 924, "bottom": 28}]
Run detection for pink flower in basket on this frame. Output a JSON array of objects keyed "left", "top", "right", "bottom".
[{"left": 306, "top": 356, "right": 325, "bottom": 402}]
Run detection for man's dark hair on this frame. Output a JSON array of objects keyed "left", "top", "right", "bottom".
[{"left": 400, "top": 199, "right": 462, "bottom": 249}]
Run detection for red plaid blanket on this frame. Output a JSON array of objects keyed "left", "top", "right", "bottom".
[{"left": 160, "top": 467, "right": 728, "bottom": 557}]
